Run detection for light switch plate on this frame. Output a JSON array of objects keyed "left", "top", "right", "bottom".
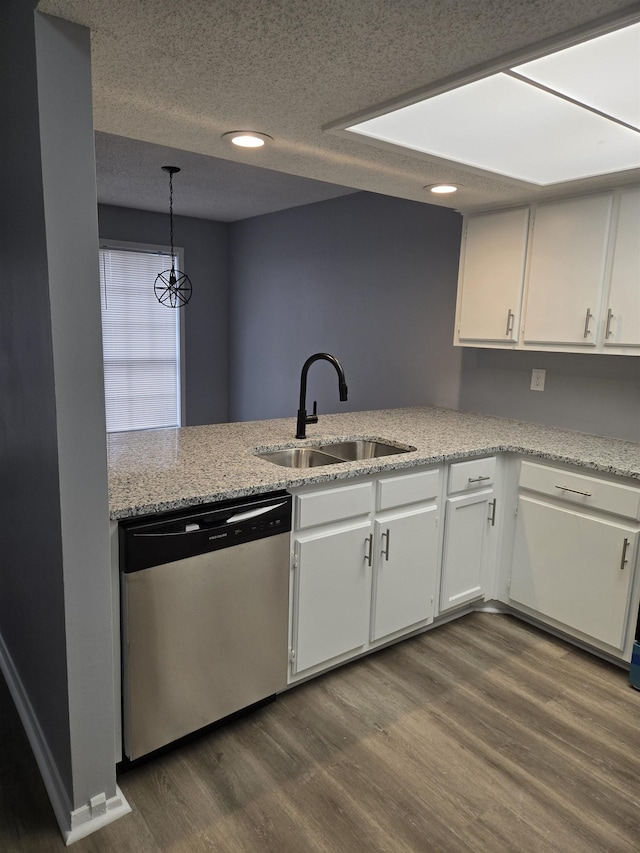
[{"left": 531, "top": 368, "right": 546, "bottom": 391}]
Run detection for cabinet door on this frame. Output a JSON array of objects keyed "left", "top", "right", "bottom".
[
  {"left": 371, "top": 506, "right": 438, "bottom": 642},
  {"left": 604, "top": 187, "right": 640, "bottom": 348},
  {"left": 510, "top": 497, "right": 636, "bottom": 650},
  {"left": 440, "top": 490, "right": 494, "bottom": 611},
  {"left": 292, "top": 523, "right": 371, "bottom": 673},
  {"left": 523, "top": 194, "right": 613, "bottom": 346},
  {"left": 457, "top": 208, "right": 529, "bottom": 343}
]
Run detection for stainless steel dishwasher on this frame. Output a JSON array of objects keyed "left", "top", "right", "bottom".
[{"left": 119, "top": 491, "right": 292, "bottom": 762}]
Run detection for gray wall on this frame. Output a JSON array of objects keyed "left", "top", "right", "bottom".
[
  {"left": 228, "top": 190, "right": 638, "bottom": 442},
  {"left": 1, "top": 5, "right": 117, "bottom": 828},
  {"left": 459, "top": 344, "right": 640, "bottom": 443},
  {"left": 1, "top": 0, "right": 72, "bottom": 794},
  {"left": 228, "top": 192, "right": 464, "bottom": 422},
  {"left": 98, "top": 205, "right": 230, "bottom": 426},
  {"left": 35, "top": 13, "right": 117, "bottom": 809}
]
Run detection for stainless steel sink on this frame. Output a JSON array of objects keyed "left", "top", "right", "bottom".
[
  {"left": 318, "top": 439, "right": 415, "bottom": 461},
  {"left": 255, "top": 438, "right": 415, "bottom": 468},
  {"left": 255, "top": 447, "right": 344, "bottom": 468}
]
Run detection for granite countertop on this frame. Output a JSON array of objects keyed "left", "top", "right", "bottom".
[{"left": 107, "top": 406, "right": 640, "bottom": 519}]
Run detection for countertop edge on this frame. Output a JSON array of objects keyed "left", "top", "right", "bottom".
[{"left": 109, "top": 440, "right": 640, "bottom": 521}]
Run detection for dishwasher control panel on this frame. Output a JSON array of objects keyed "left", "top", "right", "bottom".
[{"left": 120, "top": 491, "right": 292, "bottom": 573}]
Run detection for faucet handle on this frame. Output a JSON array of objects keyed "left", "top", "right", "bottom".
[{"left": 307, "top": 401, "right": 318, "bottom": 425}]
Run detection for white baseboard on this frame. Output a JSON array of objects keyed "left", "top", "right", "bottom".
[
  {"left": 65, "top": 787, "right": 131, "bottom": 845},
  {"left": 0, "top": 629, "right": 131, "bottom": 845}
]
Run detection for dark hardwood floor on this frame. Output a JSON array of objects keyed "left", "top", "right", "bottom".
[{"left": 1, "top": 613, "right": 639, "bottom": 852}]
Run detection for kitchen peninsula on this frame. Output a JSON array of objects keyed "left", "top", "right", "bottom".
[{"left": 110, "top": 405, "right": 640, "bottom": 770}]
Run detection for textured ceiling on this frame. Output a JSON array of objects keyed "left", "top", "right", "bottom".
[
  {"left": 95, "top": 132, "right": 357, "bottom": 221},
  {"left": 38, "top": 0, "right": 640, "bottom": 219}
]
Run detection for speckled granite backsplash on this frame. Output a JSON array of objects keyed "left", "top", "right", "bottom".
[{"left": 107, "top": 406, "right": 640, "bottom": 519}]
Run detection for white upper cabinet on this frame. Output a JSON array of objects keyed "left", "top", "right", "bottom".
[
  {"left": 604, "top": 187, "right": 640, "bottom": 349},
  {"left": 455, "top": 208, "right": 529, "bottom": 345},
  {"left": 453, "top": 187, "right": 639, "bottom": 355},
  {"left": 522, "top": 194, "right": 613, "bottom": 347}
]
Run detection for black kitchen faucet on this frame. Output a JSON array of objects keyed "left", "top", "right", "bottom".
[{"left": 295, "top": 352, "right": 348, "bottom": 439}]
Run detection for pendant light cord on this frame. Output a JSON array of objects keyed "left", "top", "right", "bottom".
[{"left": 168, "top": 170, "right": 175, "bottom": 274}]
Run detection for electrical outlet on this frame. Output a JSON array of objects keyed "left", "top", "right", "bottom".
[{"left": 531, "top": 368, "right": 546, "bottom": 391}]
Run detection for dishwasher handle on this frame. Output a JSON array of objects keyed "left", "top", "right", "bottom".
[
  {"left": 132, "top": 501, "right": 288, "bottom": 537},
  {"left": 226, "top": 502, "right": 287, "bottom": 524}
]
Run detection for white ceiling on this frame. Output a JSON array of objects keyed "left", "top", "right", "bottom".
[{"left": 37, "top": 0, "right": 640, "bottom": 220}]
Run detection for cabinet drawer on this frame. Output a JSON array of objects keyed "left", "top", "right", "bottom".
[
  {"left": 448, "top": 457, "right": 496, "bottom": 494},
  {"left": 377, "top": 469, "right": 440, "bottom": 510},
  {"left": 296, "top": 482, "right": 372, "bottom": 529},
  {"left": 519, "top": 461, "right": 640, "bottom": 521}
]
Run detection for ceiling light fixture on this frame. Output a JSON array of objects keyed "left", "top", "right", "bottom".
[
  {"left": 346, "top": 21, "right": 640, "bottom": 186},
  {"left": 154, "top": 166, "right": 192, "bottom": 308},
  {"left": 222, "top": 131, "right": 273, "bottom": 148},
  {"left": 426, "top": 184, "right": 459, "bottom": 194}
]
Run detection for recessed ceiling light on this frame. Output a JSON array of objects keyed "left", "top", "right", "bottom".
[
  {"left": 222, "top": 131, "right": 273, "bottom": 148},
  {"left": 426, "top": 184, "right": 459, "bottom": 194}
]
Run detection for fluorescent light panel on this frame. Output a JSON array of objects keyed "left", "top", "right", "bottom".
[
  {"left": 514, "top": 23, "right": 640, "bottom": 129},
  {"left": 347, "top": 22, "right": 640, "bottom": 186}
]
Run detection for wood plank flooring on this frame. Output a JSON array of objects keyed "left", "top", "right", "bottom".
[{"left": 1, "top": 613, "right": 639, "bottom": 851}]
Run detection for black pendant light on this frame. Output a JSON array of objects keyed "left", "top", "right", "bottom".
[{"left": 154, "top": 166, "right": 192, "bottom": 307}]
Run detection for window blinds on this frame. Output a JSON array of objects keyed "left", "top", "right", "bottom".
[{"left": 99, "top": 247, "right": 181, "bottom": 432}]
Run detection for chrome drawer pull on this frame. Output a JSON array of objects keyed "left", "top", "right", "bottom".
[
  {"left": 505, "top": 309, "right": 515, "bottom": 337},
  {"left": 382, "top": 529, "right": 391, "bottom": 561},
  {"left": 605, "top": 308, "right": 614, "bottom": 339},
  {"left": 583, "top": 308, "right": 593, "bottom": 338},
  {"left": 620, "top": 538, "right": 630, "bottom": 571},
  {"left": 364, "top": 534, "right": 373, "bottom": 566},
  {"left": 488, "top": 499, "right": 497, "bottom": 527},
  {"left": 468, "top": 475, "right": 491, "bottom": 483},
  {"left": 555, "top": 485, "right": 592, "bottom": 497}
]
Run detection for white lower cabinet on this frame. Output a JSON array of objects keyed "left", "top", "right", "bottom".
[
  {"left": 440, "top": 456, "right": 497, "bottom": 612},
  {"left": 510, "top": 497, "right": 636, "bottom": 650},
  {"left": 371, "top": 505, "right": 438, "bottom": 642},
  {"left": 510, "top": 461, "right": 640, "bottom": 653},
  {"left": 288, "top": 456, "right": 640, "bottom": 682},
  {"left": 293, "top": 522, "right": 372, "bottom": 673},
  {"left": 440, "top": 490, "right": 494, "bottom": 611},
  {"left": 289, "top": 468, "right": 441, "bottom": 680}
]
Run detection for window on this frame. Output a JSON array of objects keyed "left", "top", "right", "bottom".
[{"left": 99, "top": 242, "right": 184, "bottom": 432}]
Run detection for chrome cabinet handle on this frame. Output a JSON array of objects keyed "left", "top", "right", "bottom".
[
  {"left": 605, "top": 308, "right": 614, "bottom": 339},
  {"left": 505, "top": 309, "right": 515, "bottom": 337},
  {"left": 488, "top": 499, "right": 497, "bottom": 527},
  {"left": 381, "top": 529, "right": 390, "bottom": 561},
  {"left": 620, "top": 538, "right": 630, "bottom": 571},
  {"left": 364, "top": 534, "right": 373, "bottom": 566},
  {"left": 468, "top": 475, "right": 491, "bottom": 483},
  {"left": 555, "top": 485, "right": 592, "bottom": 497},
  {"left": 583, "top": 308, "right": 593, "bottom": 338}
]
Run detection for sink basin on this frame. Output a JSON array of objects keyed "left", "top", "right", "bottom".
[
  {"left": 255, "top": 438, "right": 415, "bottom": 468},
  {"left": 256, "top": 447, "right": 344, "bottom": 468},
  {"left": 318, "top": 439, "right": 415, "bottom": 461}
]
